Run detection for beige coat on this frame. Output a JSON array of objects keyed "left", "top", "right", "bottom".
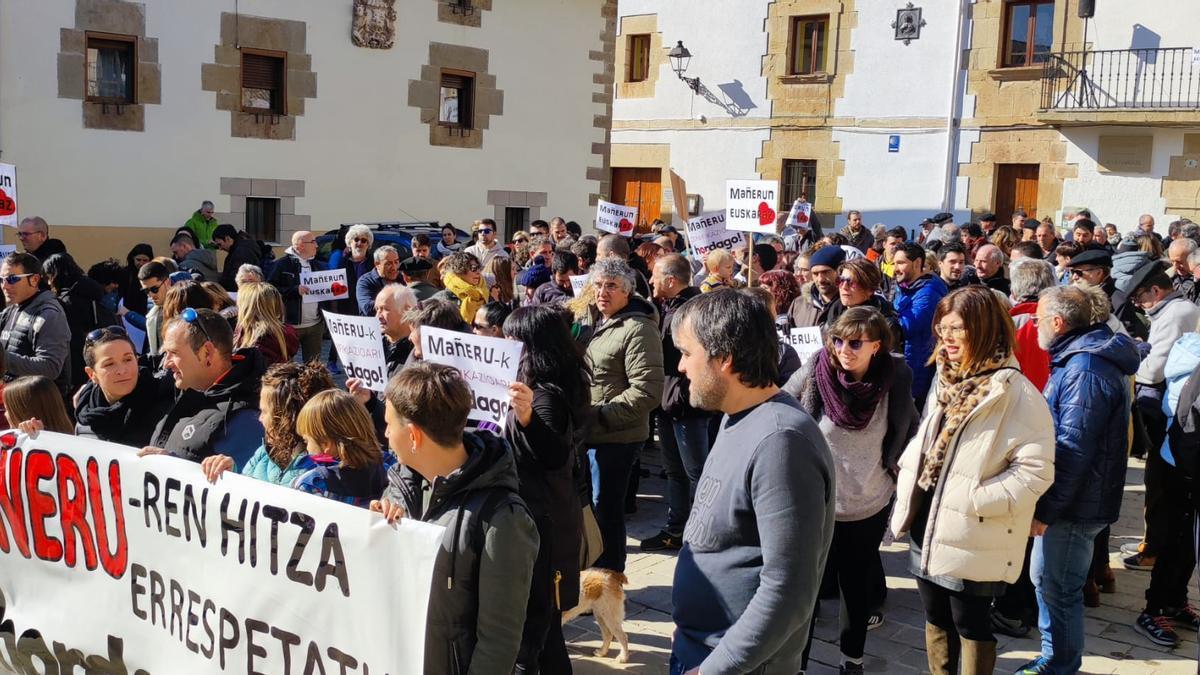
[{"left": 890, "top": 362, "right": 1055, "bottom": 584}]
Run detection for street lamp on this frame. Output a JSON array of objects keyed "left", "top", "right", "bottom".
[{"left": 668, "top": 40, "right": 700, "bottom": 93}]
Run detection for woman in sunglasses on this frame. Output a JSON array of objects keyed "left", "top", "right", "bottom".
[
  {"left": 825, "top": 258, "right": 906, "bottom": 356},
  {"left": 74, "top": 326, "right": 172, "bottom": 447},
  {"left": 785, "top": 306, "right": 918, "bottom": 673},
  {"left": 331, "top": 224, "right": 375, "bottom": 317},
  {"left": 890, "top": 286, "right": 1054, "bottom": 674}
]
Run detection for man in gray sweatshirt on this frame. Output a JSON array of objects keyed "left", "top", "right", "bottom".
[{"left": 669, "top": 289, "right": 835, "bottom": 675}]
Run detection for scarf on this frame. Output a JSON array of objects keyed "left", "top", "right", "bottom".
[
  {"left": 75, "top": 369, "right": 156, "bottom": 441},
  {"left": 916, "top": 346, "right": 1011, "bottom": 490},
  {"left": 442, "top": 272, "right": 488, "bottom": 323},
  {"left": 813, "top": 348, "right": 894, "bottom": 430}
]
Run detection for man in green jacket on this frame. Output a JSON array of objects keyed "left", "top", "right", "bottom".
[
  {"left": 583, "top": 257, "right": 664, "bottom": 573},
  {"left": 183, "top": 200, "right": 218, "bottom": 249}
]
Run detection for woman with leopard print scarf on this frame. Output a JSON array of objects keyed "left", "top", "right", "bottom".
[{"left": 890, "top": 286, "right": 1055, "bottom": 675}]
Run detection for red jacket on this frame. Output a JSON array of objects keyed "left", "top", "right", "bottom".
[{"left": 1011, "top": 301, "right": 1050, "bottom": 392}]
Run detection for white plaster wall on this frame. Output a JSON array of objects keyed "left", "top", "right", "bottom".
[
  {"left": 832, "top": 127, "right": 969, "bottom": 230},
  {"left": 836, "top": 0, "right": 965, "bottom": 120},
  {"left": 1060, "top": 127, "right": 1189, "bottom": 233},
  {"left": 1088, "top": 1, "right": 1200, "bottom": 51},
  {"left": 0, "top": 0, "right": 606, "bottom": 233},
  {"left": 611, "top": 126, "right": 771, "bottom": 223},
  {"left": 613, "top": 1, "right": 771, "bottom": 122}
]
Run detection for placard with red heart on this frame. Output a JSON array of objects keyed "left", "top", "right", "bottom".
[
  {"left": 301, "top": 268, "right": 350, "bottom": 303},
  {"left": 725, "top": 179, "right": 781, "bottom": 234}
]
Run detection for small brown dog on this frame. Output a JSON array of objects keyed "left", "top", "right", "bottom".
[{"left": 562, "top": 568, "right": 631, "bottom": 663}]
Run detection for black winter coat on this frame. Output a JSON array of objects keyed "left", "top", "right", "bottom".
[
  {"left": 659, "top": 287, "right": 712, "bottom": 420},
  {"left": 382, "top": 431, "right": 539, "bottom": 675},
  {"left": 57, "top": 277, "right": 117, "bottom": 391},
  {"left": 150, "top": 348, "right": 265, "bottom": 466},
  {"left": 75, "top": 366, "right": 173, "bottom": 447},
  {"left": 267, "top": 252, "right": 328, "bottom": 325},
  {"left": 219, "top": 238, "right": 263, "bottom": 291}
]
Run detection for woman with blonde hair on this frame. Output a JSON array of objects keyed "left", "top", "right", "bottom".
[
  {"left": 234, "top": 282, "right": 299, "bottom": 365},
  {"left": 292, "top": 389, "right": 389, "bottom": 507},
  {"left": 7, "top": 375, "right": 74, "bottom": 434},
  {"left": 891, "top": 286, "right": 1054, "bottom": 674}
]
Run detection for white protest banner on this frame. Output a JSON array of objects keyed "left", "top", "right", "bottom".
[
  {"left": 0, "top": 431, "right": 444, "bottom": 674},
  {"left": 302, "top": 268, "right": 349, "bottom": 304},
  {"left": 421, "top": 326, "right": 523, "bottom": 429},
  {"left": 570, "top": 274, "right": 589, "bottom": 298},
  {"left": 781, "top": 326, "right": 823, "bottom": 360},
  {"left": 725, "top": 179, "right": 780, "bottom": 235},
  {"left": 0, "top": 163, "right": 16, "bottom": 227},
  {"left": 686, "top": 210, "right": 748, "bottom": 257},
  {"left": 786, "top": 199, "right": 812, "bottom": 228},
  {"left": 323, "top": 310, "right": 389, "bottom": 392},
  {"left": 596, "top": 199, "right": 638, "bottom": 237}
]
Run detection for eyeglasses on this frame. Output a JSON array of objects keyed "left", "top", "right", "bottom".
[
  {"left": 478, "top": 228, "right": 494, "bottom": 235},
  {"left": 836, "top": 276, "right": 858, "bottom": 288},
  {"left": 84, "top": 325, "right": 128, "bottom": 345},
  {"left": 15, "top": 231, "right": 39, "bottom": 239},
  {"left": 299, "top": 238, "right": 317, "bottom": 245},
  {"left": 2, "top": 273, "right": 33, "bottom": 285},
  {"left": 935, "top": 323, "right": 967, "bottom": 339},
  {"left": 832, "top": 337, "right": 874, "bottom": 351},
  {"left": 180, "top": 307, "right": 218, "bottom": 348},
  {"left": 142, "top": 284, "right": 162, "bottom": 295}
]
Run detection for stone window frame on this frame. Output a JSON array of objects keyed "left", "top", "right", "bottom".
[
  {"left": 408, "top": 43, "right": 504, "bottom": 150},
  {"left": 434, "top": 0, "right": 493, "bottom": 28},
  {"left": 613, "top": 14, "right": 663, "bottom": 100},
  {"left": 200, "top": 13, "right": 317, "bottom": 141},
  {"left": 58, "top": 0, "right": 161, "bottom": 132},
  {"left": 487, "top": 190, "right": 548, "bottom": 242},
  {"left": 217, "top": 177, "right": 308, "bottom": 245}
]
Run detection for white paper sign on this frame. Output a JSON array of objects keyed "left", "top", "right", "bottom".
[
  {"left": 302, "top": 268, "right": 349, "bottom": 304},
  {"left": 421, "top": 326, "right": 524, "bottom": 429},
  {"left": 570, "top": 274, "right": 589, "bottom": 298},
  {"left": 0, "top": 431, "right": 444, "bottom": 675},
  {"left": 725, "top": 179, "right": 780, "bottom": 234},
  {"left": 781, "top": 326, "right": 823, "bottom": 359},
  {"left": 786, "top": 199, "right": 813, "bottom": 228},
  {"left": 323, "top": 310, "right": 389, "bottom": 392},
  {"left": 0, "top": 163, "right": 16, "bottom": 227},
  {"left": 685, "top": 210, "right": 749, "bottom": 257},
  {"left": 596, "top": 199, "right": 638, "bottom": 237},
  {"left": 118, "top": 299, "right": 147, "bottom": 353}
]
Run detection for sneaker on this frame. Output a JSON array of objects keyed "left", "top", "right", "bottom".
[
  {"left": 991, "top": 608, "right": 1032, "bottom": 638},
  {"left": 1167, "top": 605, "right": 1200, "bottom": 631},
  {"left": 639, "top": 530, "right": 682, "bottom": 552},
  {"left": 1121, "top": 541, "right": 1146, "bottom": 556},
  {"left": 1134, "top": 611, "right": 1180, "bottom": 648},
  {"left": 1013, "top": 657, "right": 1051, "bottom": 674},
  {"left": 866, "top": 611, "right": 885, "bottom": 631},
  {"left": 1123, "top": 552, "right": 1157, "bottom": 571},
  {"left": 839, "top": 662, "right": 864, "bottom": 674}
]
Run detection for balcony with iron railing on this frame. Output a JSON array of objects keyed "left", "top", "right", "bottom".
[{"left": 1038, "top": 46, "right": 1200, "bottom": 125}]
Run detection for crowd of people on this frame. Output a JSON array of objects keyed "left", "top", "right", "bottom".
[{"left": 4, "top": 202, "right": 1200, "bottom": 675}]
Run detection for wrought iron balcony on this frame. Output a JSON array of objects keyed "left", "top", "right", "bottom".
[{"left": 1040, "top": 47, "right": 1200, "bottom": 111}]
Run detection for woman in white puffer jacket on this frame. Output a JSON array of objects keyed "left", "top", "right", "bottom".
[{"left": 891, "top": 286, "right": 1055, "bottom": 675}]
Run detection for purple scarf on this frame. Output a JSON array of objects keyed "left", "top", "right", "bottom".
[{"left": 814, "top": 348, "right": 894, "bottom": 430}]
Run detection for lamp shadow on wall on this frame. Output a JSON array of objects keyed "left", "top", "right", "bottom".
[{"left": 695, "top": 79, "right": 755, "bottom": 118}]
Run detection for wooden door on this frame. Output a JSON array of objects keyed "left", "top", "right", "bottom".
[
  {"left": 995, "top": 164, "right": 1040, "bottom": 223},
  {"left": 611, "top": 167, "right": 662, "bottom": 231}
]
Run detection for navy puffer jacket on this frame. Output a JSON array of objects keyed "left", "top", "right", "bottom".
[{"left": 1036, "top": 323, "right": 1140, "bottom": 525}]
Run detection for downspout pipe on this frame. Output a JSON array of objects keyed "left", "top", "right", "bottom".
[{"left": 941, "top": 0, "right": 972, "bottom": 214}]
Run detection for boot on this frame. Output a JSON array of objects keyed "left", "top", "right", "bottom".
[
  {"left": 960, "top": 637, "right": 997, "bottom": 675},
  {"left": 925, "top": 623, "right": 958, "bottom": 675},
  {"left": 1099, "top": 564, "right": 1117, "bottom": 593},
  {"left": 1083, "top": 579, "right": 1101, "bottom": 608}
]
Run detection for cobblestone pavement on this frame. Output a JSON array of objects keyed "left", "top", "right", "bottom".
[{"left": 566, "top": 455, "right": 1198, "bottom": 674}]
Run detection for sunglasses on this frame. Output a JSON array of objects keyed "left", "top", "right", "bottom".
[
  {"left": 467, "top": 264, "right": 482, "bottom": 272},
  {"left": 832, "top": 337, "right": 873, "bottom": 351},
  {"left": 1068, "top": 267, "right": 1101, "bottom": 277},
  {"left": 472, "top": 323, "right": 492, "bottom": 331},
  {"left": 836, "top": 276, "right": 857, "bottom": 287},
  {"left": 2, "top": 273, "right": 33, "bottom": 285},
  {"left": 142, "top": 284, "right": 162, "bottom": 295},
  {"left": 478, "top": 228, "right": 494, "bottom": 235},
  {"left": 181, "top": 307, "right": 218, "bottom": 347},
  {"left": 84, "top": 325, "right": 129, "bottom": 345},
  {"left": 352, "top": 237, "right": 370, "bottom": 244}
]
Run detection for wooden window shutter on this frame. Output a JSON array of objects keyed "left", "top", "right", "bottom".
[{"left": 243, "top": 53, "right": 282, "bottom": 90}]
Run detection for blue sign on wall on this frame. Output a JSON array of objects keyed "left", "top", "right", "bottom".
[{"left": 888, "top": 135, "right": 901, "bottom": 153}]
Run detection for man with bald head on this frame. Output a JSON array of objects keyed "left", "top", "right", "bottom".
[
  {"left": 267, "top": 230, "right": 328, "bottom": 362},
  {"left": 1139, "top": 214, "right": 1156, "bottom": 235},
  {"left": 974, "top": 243, "right": 1011, "bottom": 296}
]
